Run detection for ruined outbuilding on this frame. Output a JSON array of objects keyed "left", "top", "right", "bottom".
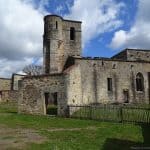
[
  {"left": 0, "top": 74, "right": 25, "bottom": 102},
  {"left": 16, "top": 15, "right": 150, "bottom": 116}
]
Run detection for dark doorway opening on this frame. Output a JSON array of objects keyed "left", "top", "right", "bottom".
[
  {"left": 53, "top": 92, "right": 57, "bottom": 105},
  {"left": 123, "top": 90, "right": 129, "bottom": 103},
  {"left": 44, "top": 92, "right": 58, "bottom": 115},
  {"left": 44, "top": 92, "right": 49, "bottom": 114}
]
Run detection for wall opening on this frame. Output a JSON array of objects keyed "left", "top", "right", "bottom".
[
  {"left": 44, "top": 92, "right": 49, "bottom": 114},
  {"left": 107, "top": 78, "right": 112, "bottom": 91},
  {"left": 45, "top": 41, "right": 50, "bottom": 74},
  {"left": 123, "top": 90, "right": 129, "bottom": 103},
  {"left": 70, "top": 27, "right": 75, "bottom": 40},
  {"left": 53, "top": 92, "right": 58, "bottom": 105},
  {"left": 136, "top": 72, "right": 144, "bottom": 91},
  {"left": 44, "top": 92, "right": 58, "bottom": 115},
  {"left": 56, "top": 21, "right": 58, "bottom": 29}
]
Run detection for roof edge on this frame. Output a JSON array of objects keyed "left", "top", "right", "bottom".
[{"left": 44, "top": 14, "right": 82, "bottom": 23}]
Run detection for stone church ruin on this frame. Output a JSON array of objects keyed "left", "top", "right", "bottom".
[{"left": 0, "top": 15, "right": 150, "bottom": 116}]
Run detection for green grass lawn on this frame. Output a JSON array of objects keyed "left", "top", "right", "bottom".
[
  {"left": 0, "top": 102, "right": 150, "bottom": 150},
  {"left": 0, "top": 102, "right": 17, "bottom": 113}
]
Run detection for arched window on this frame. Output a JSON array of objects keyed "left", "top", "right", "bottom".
[
  {"left": 136, "top": 73, "right": 144, "bottom": 91},
  {"left": 70, "top": 27, "right": 75, "bottom": 40}
]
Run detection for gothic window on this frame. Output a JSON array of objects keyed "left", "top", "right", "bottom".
[
  {"left": 70, "top": 27, "right": 75, "bottom": 40},
  {"left": 136, "top": 72, "right": 144, "bottom": 91},
  {"left": 107, "top": 78, "right": 112, "bottom": 91}
]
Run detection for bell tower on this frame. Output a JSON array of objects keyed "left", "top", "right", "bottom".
[{"left": 43, "top": 15, "right": 82, "bottom": 74}]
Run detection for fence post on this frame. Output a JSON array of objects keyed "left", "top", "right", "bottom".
[
  {"left": 90, "top": 106, "right": 92, "bottom": 119},
  {"left": 119, "top": 106, "right": 123, "bottom": 123}
]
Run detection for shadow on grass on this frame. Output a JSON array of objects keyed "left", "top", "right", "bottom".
[
  {"left": 7, "top": 111, "right": 17, "bottom": 114},
  {"left": 141, "top": 124, "right": 150, "bottom": 146},
  {"left": 102, "top": 124, "right": 150, "bottom": 150},
  {"left": 0, "top": 111, "right": 17, "bottom": 114}
]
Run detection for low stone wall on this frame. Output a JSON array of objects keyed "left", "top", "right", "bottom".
[
  {"left": 0, "top": 90, "right": 19, "bottom": 102},
  {"left": 0, "top": 78, "right": 11, "bottom": 91}
]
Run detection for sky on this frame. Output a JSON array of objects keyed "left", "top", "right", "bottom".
[{"left": 0, "top": 0, "right": 150, "bottom": 77}]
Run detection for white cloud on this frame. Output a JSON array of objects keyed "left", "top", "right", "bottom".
[
  {"left": 110, "top": 0, "right": 150, "bottom": 50},
  {"left": 56, "top": 5, "right": 64, "bottom": 14},
  {"left": 0, "top": 58, "right": 33, "bottom": 77},
  {"left": 65, "top": 0, "right": 125, "bottom": 47},
  {"left": 110, "top": 30, "right": 127, "bottom": 48},
  {"left": 0, "top": 0, "right": 46, "bottom": 77}
]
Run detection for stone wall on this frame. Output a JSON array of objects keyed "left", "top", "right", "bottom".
[
  {"left": 112, "top": 49, "right": 150, "bottom": 62},
  {"left": 65, "top": 58, "right": 150, "bottom": 105},
  {"left": 127, "top": 50, "right": 150, "bottom": 62},
  {"left": 0, "top": 77, "right": 20, "bottom": 103},
  {"left": 65, "top": 64, "right": 83, "bottom": 105},
  {"left": 0, "top": 78, "right": 11, "bottom": 91},
  {"left": 18, "top": 74, "right": 67, "bottom": 115},
  {"left": 0, "top": 90, "right": 19, "bottom": 102}
]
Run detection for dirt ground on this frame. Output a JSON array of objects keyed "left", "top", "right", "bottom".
[
  {"left": 0, "top": 125, "right": 47, "bottom": 150},
  {"left": 0, "top": 124, "right": 98, "bottom": 150}
]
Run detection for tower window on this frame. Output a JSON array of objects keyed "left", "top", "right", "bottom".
[
  {"left": 45, "top": 41, "right": 50, "bottom": 74},
  {"left": 107, "top": 78, "right": 112, "bottom": 91},
  {"left": 70, "top": 27, "right": 75, "bottom": 40},
  {"left": 56, "top": 21, "right": 58, "bottom": 29},
  {"left": 136, "top": 73, "right": 144, "bottom": 91}
]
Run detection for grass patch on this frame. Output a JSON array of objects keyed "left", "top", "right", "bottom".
[
  {"left": 0, "top": 102, "right": 17, "bottom": 113},
  {"left": 0, "top": 103, "right": 149, "bottom": 150}
]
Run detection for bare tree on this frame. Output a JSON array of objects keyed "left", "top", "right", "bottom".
[{"left": 23, "top": 65, "right": 43, "bottom": 76}]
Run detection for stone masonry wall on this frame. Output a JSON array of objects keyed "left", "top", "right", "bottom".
[
  {"left": 112, "top": 49, "right": 150, "bottom": 62},
  {"left": 65, "top": 65, "right": 82, "bottom": 106},
  {"left": 0, "top": 78, "right": 11, "bottom": 91},
  {"left": 66, "top": 58, "right": 150, "bottom": 106},
  {"left": 18, "top": 74, "right": 67, "bottom": 116},
  {"left": 127, "top": 50, "right": 150, "bottom": 62},
  {"left": 0, "top": 90, "right": 19, "bottom": 102}
]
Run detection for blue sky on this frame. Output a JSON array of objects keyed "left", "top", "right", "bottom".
[
  {"left": 0, "top": 0, "right": 150, "bottom": 77},
  {"left": 83, "top": 0, "right": 138, "bottom": 57}
]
